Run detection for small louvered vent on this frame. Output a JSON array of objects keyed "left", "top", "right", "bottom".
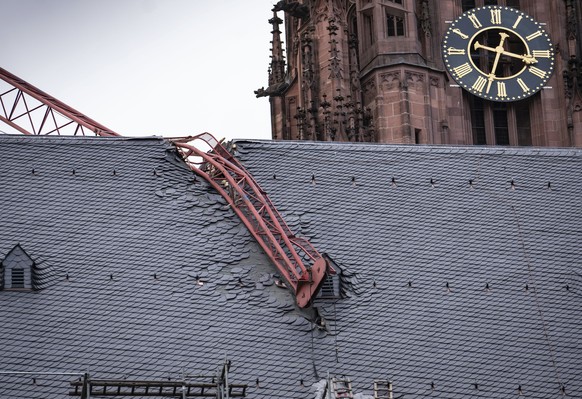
[
  {"left": 11, "top": 268, "right": 25, "bottom": 288},
  {"left": 320, "top": 275, "right": 335, "bottom": 297},
  {"left": 316, "top": 255, "right": 342, "bottom": 300},
  {"left": 318, "top": 274, "right": 340, "bottom": 299}
]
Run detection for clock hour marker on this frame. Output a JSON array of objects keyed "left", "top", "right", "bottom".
[
  {"left": 468, "top": 13, "right": 482, "bottom": 29},
  {"left": 453, "top": 63, "right": 473, "bottom": 78},
  {"left": 497, "top": 82, "right": 507, "bottom": 98},
  {"left": 490, "top": 9, "right": 502, "bottom": 25},
  {"left": 472, "top": 76, "right": 487, "bottom": 93},
  {"left": 532, "top": 50, "right": 551, "bottom": 58},
  {"left": 447, "top": 47, "right": 466, "bottom": 55},
  {"left": 453, "top": 28, "right": 469, "bottom": 39},
  {"left": 517, "top": 78, "right": 530, "bottom": 92},
  {"left": 526, "top": 31, "right": 543, "bottom": 41},
  {"left": 512, "top": 15, "right": 523, "bottom": 29},
  {"left": 529, "top": 66, "right": 547, "bottom": 79}
]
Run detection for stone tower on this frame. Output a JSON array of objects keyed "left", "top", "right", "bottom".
[{"left": 256, "top": 0, "right": 582, "bottom": 146}]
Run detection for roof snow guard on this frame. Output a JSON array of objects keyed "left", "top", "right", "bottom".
[{"left": 173, "top": 133, "right": 331, "bottom": 308}]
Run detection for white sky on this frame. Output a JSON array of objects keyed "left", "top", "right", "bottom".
[{"left": 0, "top": 0, "right": 276, "bottom": 141}]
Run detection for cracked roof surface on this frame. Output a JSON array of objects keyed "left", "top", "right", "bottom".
[{"left": 0, "top": 135, "right": 581, "bottom": 398}]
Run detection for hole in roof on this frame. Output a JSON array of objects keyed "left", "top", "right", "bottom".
[{"left": 274, "top": 277, "right": 287, "bottom": 289}]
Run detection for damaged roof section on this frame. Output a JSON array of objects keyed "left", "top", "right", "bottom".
[
  {"left": 0, "top": 135, "right": 581, "bottom": 398},
  {"left": 234, "top": 140, "right": 582, "bottom": 398},
  {"left": 0, "top": 135, "right": 326, "bottom": 399}
]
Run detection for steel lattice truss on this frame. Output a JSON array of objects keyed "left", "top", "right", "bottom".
[
  {"left": 0, "top": 67, "right": 119, "bottom": 136},
  {"left": 0, "top": 66, "right": 329, "bottom": 307},
  {"left": 174, "top": 134, "right": 328, "bottom": 307}
]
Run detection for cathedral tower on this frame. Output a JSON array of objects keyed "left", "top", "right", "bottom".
[{"left": 256, "top": 0, "right": 582, "bottom": 146}]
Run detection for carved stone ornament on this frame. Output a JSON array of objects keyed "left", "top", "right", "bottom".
[
  {"left": 380, "top": 72, "right": 401, "bottom": 91},
  {"left": 419, "top": 0, "right": 431, "bottom": 37}
]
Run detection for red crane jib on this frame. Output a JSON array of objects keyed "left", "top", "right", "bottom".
[
  {"left": 173, "top": 134, "right": 330, "bottom": 307},
  {"left": 0, "top": 67, "right": 119, "bottom": 137},
  {"left": 0, "top": 67, "right": 329, "bottom": 307}
]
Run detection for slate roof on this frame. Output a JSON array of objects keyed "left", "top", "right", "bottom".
[
  {"left": 0, "top": 135, "right": 581, "bottom": 399},
  {"left": 234, "top": 140, "right": 582, "bottom": 398}
]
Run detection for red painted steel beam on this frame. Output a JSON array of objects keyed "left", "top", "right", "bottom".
[
  {"left": 173, "top": 133, "right": 329, "bottom": 307},
  {"left": 0, "top": 66, "right": 119, "bottom": 136}
]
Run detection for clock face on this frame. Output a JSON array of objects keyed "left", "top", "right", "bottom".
[{"left": 442, "top": 6, "right": 555, "bottom": 102}]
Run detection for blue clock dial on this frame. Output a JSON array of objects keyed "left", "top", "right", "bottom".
[{"left": 442, "top": 6, "right": 555, "bottom": 102}]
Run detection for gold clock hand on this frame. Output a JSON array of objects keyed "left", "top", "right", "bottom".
[
  {"left": 474, "top": 41, "right": 538, "bottom": 64},
  {"left": 500, "top": 50, "right": 537, "bottom": 64},
  {"left": 473, "top": 41, "right": 497, "bottom": 53},
  {"left": 486, "top": 33, "right": 510, "bottom": 93}
]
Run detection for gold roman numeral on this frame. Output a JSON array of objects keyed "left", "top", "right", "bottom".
[
  {"left": 468, "top": 13, "right": 482, "bottom": 28},
  {"left": 447, "top": 47, "right": 466, "bottom": 55},
  {"left": 453, "top": 28, "right": 469, "bottom": 39},
  {"left": 526, "top": 31, "right": 543, "bottom": 41},
  {"left": 512, "top": 15, "right": 523, "bottom": 29},
  {"left": 472, "top": 76, "right": 487, "bottom": 93},
  {"left": 490, "top": 9, "right": 502, "bottom": 25},
  {"left": 453, "top": 63, "right": 473, "bottom": 78},
  {"left": 529, "top": 66, "right": 547, "bottom": 79},
  {"left": 497, "top": 82, "right": 507, "bottom": 98},
  {"left": 517, "top": 78, "right": 530, "bottom": 92},
  {"left": 532, "top": 50, "right": 551, "bottom": 58}
]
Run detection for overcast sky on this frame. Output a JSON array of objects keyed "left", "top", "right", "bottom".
[{"left": 0, "top": 0, "right": 276, "bottom": 141}]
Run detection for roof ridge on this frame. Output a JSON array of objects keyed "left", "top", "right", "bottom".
[{"left": 233, "top": 139, "right": 582, "bottom": 157}]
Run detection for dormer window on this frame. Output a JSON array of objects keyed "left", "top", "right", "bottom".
[{"left": 1, "top": 245, "right": 34, "bottom": 291}]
